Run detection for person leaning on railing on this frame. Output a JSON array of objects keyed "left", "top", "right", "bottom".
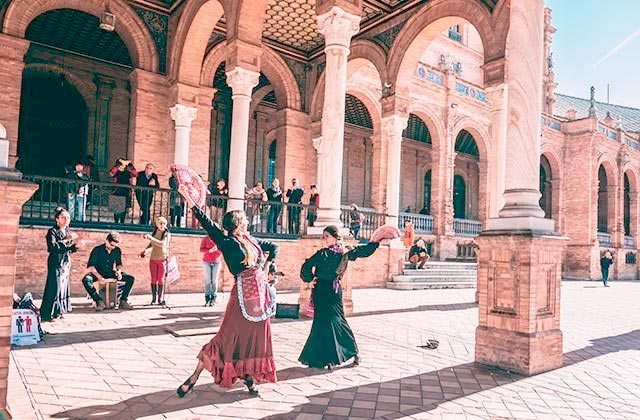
[{"left": 109, "top": 158, "right": 138, "bottom": 223}]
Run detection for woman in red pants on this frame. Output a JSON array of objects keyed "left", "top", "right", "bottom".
[{"left": 140, "top": 216, "right": 171, "bottom": 305}]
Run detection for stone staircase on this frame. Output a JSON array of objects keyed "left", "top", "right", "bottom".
[{"left": 387, "top": 261, "right": 477, "bottom": 290}]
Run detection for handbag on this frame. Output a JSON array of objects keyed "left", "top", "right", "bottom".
[
  {"left": 164, "top": 256, "right": 180, "bottom": 284},
  {"left": 275, "top": 303, "right": 299, "bottom": 319}
]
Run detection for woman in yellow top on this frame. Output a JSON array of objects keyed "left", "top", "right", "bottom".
[{"left": 140, "top": 216, "right": 171, "bottom": 305}]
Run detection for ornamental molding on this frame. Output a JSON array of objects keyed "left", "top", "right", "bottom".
[
  {"left": 170, "top": 104, "right": 198, "bottom": 128},
  {"left": 225, "top": 67, "right": 260, "bottom": 98},
  {"left": 317, "top": 6, "right": 360, "bottom": 50}
]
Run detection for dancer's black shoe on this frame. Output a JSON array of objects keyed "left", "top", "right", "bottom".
[
  {"left": 176, "top": 376, "right": 195, "bottom": 398},
  {"left": 244, "top": 376, "right": 259, "bottom": 395}
]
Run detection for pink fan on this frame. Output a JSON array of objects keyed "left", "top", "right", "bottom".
[
  {"left": 371, "top": 224, "right": 402, "bottom": 243},
  {"left": 170, "top": 164, "right": 207, "bottom": 208}
]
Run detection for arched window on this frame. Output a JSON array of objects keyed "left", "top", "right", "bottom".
[
  {"left": 540, "top": 155, "right": 552, "bottom": 219},
  {"left": 423, "top": 170, "right": 431, "bottom": 214},
  {"left": 624, "top": 173, "right": 631, "bottom": 236},
  {"left": 267, "top": 140, "right": 277, "bottom": 185},
  {"left": 598, "top": 165, "right": 608, "bottom": 233},
  {"left": 453, "top": 175, "right": 466, "bottom": 219}
]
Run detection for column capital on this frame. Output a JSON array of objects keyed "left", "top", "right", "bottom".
[
  {"left": 170, "top": 104, "right": 198, "bottom": 128},
  {"left": 317, "top": 6, "right": 360, "bottom": 51},
  {"left": 381, "top": 114, "right": 408, "bottom": 140},
  {"left": 225, "top": 67, "right": 259, "bottom": 99}
]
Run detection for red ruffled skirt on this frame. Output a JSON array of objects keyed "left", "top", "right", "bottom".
[{"left": 198, "top": 284, "right": 277, "bottom": 388}]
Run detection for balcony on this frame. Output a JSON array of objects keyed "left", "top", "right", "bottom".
[
  {"left": 453, "top": 218, "right": 482, "bottom": 236},
  {"left": 448, "top": 29, "right": 462, "bottom": 42},
  {"left": 624, "top": 235, "right": 635, "bottom": 249},
  {"left": 398, "top": 212, "right": 434, "bottom": 234},
  {"left": 598, "top": 232, "right": 612, "bottom": 247}
]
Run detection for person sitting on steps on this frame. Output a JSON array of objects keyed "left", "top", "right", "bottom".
[
  {"left": 82, "top": 232, "right": 135, "bottom": 311},
  {"left": 409, "top": 238, "right": 430, "bottom": 269}
]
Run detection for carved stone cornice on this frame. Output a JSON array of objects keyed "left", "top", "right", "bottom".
[
  {"left": 170, "top": 104, "right": 198, "bottom": 128},
  {"left": 225, "top": 67, "right": 260, "bottom": 99},
  {"left": 317, "top": 6, "right": 360, "bottom": 51}
]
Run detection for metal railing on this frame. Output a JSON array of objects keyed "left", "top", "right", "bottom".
[
  {"left": 339, "top": 208, "right": 386, "bottom": 241},
  {"left": 624, "top": 235, "right": 635, "bottom": 249},
  {"left": 398, "top": 212, "right": 434, "bottom": 234},
  {"left": 453, "top": 218, "right": 482, "bottom": 236},
  {"left": 598, "top": 232, "right": 612, "bottom": 247}
]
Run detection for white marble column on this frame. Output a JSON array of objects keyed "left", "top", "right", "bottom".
[
  {"left": 489, "top": 0, "right": 553, "bottom": 231},
  {"left": 314, "top": 6, "right": 360, "bottom": 226},
  {"left": 170, "top": 104, "right": 198, "bottom": 166},
  {"left": 225, "top": 67, "right": 259, "bottom": 211},
  {"left": 486, "top": 84, "right": 507, "bottom": 219},
  {"left": 382, "top": 114, "right": 408, "bottom": 225},
  {"left": 0, "top": 123, "right": 8, "bottom": 168}
]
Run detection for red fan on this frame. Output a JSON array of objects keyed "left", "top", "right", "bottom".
[
  {"left": 170, "top": 164, "right": 207, "bottom": 208},
  {"left": 371, "top": 224, "right": 402, "bottom": 243}
]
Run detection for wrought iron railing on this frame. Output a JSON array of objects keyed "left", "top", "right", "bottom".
[
  {"left": 597, "top": 232, "right": 612, "bottom": 247},
  {"left": 624, "top": 235, "right": 635, "bottom": 249},
  {"left": 398, "top": 212, "right": 434, "bottom": 234},
  {"left": 453, "top": 218, "right": 482, "bottom": 236}
]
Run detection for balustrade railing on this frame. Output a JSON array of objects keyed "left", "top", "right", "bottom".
[
  {"left": 597, "top": 232, "right": 612, "bottom": 246},
  {"left": 453, "top": 218, "right": 482, "bottom": 236},
  {"left": 339, "top": 207, "right": 387, "bottom": 241},
  {"left": 398, "top": 212, "right": 434, "bottom": 234},
  {"left": 624, "top": 235, "right": 635, "bottom": 249}
]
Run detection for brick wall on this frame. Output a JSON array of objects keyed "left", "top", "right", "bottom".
[{"left": 14, "top": 226, "right": 404, "bottom": 298}]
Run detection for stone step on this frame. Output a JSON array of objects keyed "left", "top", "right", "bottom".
[
  {"left": 386, "top": 281, "right": 476, "bottom": 290},
  {"left": 403, "top": 262, "right": 477, "bottom": 270},
  {"left": 402, "top": 269, "right": 478, "bottom": 276},
  {"left": 393, "top": 275, "right": 477, "bottom": 283}
]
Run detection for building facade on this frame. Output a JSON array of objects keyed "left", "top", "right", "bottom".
[{"left": 0, "top": 0, "right": 638, "bottom": 292}]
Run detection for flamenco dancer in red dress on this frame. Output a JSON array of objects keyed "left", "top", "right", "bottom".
[{"left": 176, "top": 184, "right": 278, "bottom": 396}]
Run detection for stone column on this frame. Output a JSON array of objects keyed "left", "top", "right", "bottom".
[
  {"left": 274, "top": 108, "right": 311, "bottom": 186},
  {"left": 92, "top": 75, "right": 116, "bottom": 168},
  {"left": 225, "top": 67, "right": 259, "bottom": 211},
  {"left": 313, "top": 6, "right": 360, "bottom": 226},
  {"left": 0, "top": 133, "right": 38, "bottom": 416},
  {"left": 170, "top": 104, "right": 198, "bottom": 166},
  {"left": 486, "top": 84, "right": 508, "bottom": 219},
  {"left": 476, "top": 0, "right": 566, "bottom": 376},
  {"left": 0, "top": 34, "right": 29, "bottom": 168},
  {"left": 381, "top": 114, "right": 408, "bottom": 225}
]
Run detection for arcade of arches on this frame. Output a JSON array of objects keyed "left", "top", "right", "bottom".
[{"left": 1, "top": 0, "right": 640, "bottom": 388}]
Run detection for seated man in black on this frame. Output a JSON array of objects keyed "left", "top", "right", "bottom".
[{"left": 82, "top": 232, "right": 135, "bottom": 311}]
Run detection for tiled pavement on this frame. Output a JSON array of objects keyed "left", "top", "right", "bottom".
[{"left": 7, "top": 281, "right": 640, "bottom": 419}]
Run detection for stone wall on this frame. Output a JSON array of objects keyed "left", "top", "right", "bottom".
[{"left": 14, "top": 226, "right": 404, "bottom": 298}]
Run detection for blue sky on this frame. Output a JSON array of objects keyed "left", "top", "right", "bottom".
[{"left": 546, "top": 0, "right": 640, "bottom": 108}]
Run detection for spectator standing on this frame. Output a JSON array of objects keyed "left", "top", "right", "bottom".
[
  {"left": 348, "top": 204, "right": 364, "bottom": 240},
  {"left": 135, "top": 163, "right": 160, "bottom": 225},
  {"left": 208, "top": 179, "right": 228, "bottom": 224},
  {"left": 169, "top": 172, "right": 185, "bottom": 227},
  {"left": 307, "top": 184, "right": 320, "bottom": 227},
  {"left": 109, "top": 159, "right": 137, "bottom": 223},
  {"left": 286, "top": 178, "right": 304, "bottom": 234},
  {"left": 266, "top": 178, "right": 283, "bottom": 234},
  {"left": 66, "top": 161, "right": 90, "bottom": 222},
  {"left": 200, "top": 235, "right": 222, "bottom": 307},
  {"left": 600, "top": 250, "right": 613, "bottom": 287},
  {"left": 246, "top": 181, "right": 267, "bottom": 232}
]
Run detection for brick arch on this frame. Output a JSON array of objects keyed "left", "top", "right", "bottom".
[
  {"left": 23, "top": 63, "right": 95, "bottom": 107},
  {"left": 387, "top": 0, "right": 504, "bottom": 95},
  {"left": 345, "top": 88, "right": 382, "bottom": 134},
  {"left": 261, "top": 47, "right": 302, "bottom": 111},
  {"left": 623, "top": 167, "right": 639, "bottom": 191},
  {"left": 406, "top": 105, "right": 445, "bottom": 150},
  {"left": 598, "top": 158, "right": 619, "bottom": 187},
  {"left": 540, "top": 149, "right": 563, "bottom": 181},
  {"left": 311, "top": 57, "right": 383, "bottom": 122},
  {"left": 200, "top": 41, "right": 227, "bottom": 86},
  {"left": 169, "top": 0, "right": 226, "bottom": 85},
  {"left": 3, "top": 0, "right": 158, "bottom": 72},
  {"left": 452, "top": 119, "right": 490, "bottom": 160},
  {"left": 349, "top": 39, "right": 388, "bottom": 88}
]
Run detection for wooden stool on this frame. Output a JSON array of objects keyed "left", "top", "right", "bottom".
[{"left": 97, "top": 279, "right": 118, "bottom": 309}]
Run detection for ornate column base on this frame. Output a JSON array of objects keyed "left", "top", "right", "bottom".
[{"left": 475, "top": 231, "right": 566, "bottom": 375}]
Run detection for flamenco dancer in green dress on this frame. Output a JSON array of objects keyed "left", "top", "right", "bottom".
[{"left": 298, "top": 225, "right": 383, "bottom": 370}]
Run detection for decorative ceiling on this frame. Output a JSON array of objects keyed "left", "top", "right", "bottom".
[
  {"left": 455, "top": 129, "right": 479, "bottom": 158},
  {"left": 25, "top": 8, "right": 133, "bottom": 67}
]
